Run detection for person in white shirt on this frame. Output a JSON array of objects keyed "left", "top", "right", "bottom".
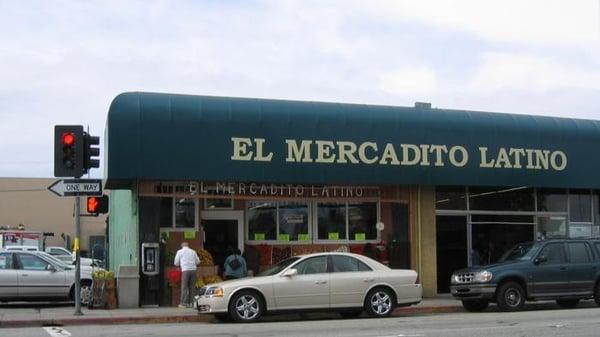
[{"left": 174, "top": 242, "right": 201, "bottom": 308}]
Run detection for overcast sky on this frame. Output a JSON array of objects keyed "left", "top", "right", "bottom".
[{"left": 1, "top": 0, "right": 599, "bottom": 178}]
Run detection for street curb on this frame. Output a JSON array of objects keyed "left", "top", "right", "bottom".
[
  {"left": 0, "top": 306, "right": 463, "bottom": 328},
  {"left": 0, "top": 314, "right": 211, "bottom": 328}
]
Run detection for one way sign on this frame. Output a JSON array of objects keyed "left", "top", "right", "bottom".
[{"left": 48, "top": 179, "right": 103, "bottom": 197}]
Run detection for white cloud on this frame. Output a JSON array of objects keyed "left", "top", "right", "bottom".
[
  {"left": 364, "top": 0, "right": 600, "bottom": 49},
  {"left": 469, "top": 52, "right": 600, "bottom": 92},
  {"left": 378, "top": 66, "right": 437, "bottom": 96}
]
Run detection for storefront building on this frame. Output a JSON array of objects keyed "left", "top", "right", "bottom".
[{"left": 104, "top": 92, "right": 600, "bottom": 305}]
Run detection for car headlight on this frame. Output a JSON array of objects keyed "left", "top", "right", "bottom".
[
  {"left": 204, "top": 287, "right": 224, "bottom": 297},
  {"left": 474, "top": 270, "right": 493, "bottom": 283}
]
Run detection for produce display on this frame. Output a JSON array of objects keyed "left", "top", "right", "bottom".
[
  {"left": 91, "top": 270, "right": 115, "bottom": 280},
  {"left": 202, "top": 275, "right": 223, "bottom": 285},
  {"left": 196, "top": 249, "right": 214, "bottom": 266},
  {"left": 195, "top": 278, "right": 205, "bottom": 288}
]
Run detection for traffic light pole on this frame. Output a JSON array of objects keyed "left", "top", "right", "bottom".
[{"left": 74, "top": 195, "right": 83, "bottom": 316}]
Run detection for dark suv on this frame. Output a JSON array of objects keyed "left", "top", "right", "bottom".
[{"left": 450, "top": 239, "right": 600, "bottom": 312}]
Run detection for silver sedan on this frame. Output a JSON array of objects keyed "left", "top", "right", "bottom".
[{"left": 196, "top": 252, "right": 422, "bottom": 322}]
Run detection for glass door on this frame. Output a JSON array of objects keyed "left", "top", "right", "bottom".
[{"left": 436, "top": 215, "right": 468, "bottom": 293}]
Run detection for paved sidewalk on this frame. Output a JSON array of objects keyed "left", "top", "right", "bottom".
[{"left": 4, "top": 295, "right": 592, "bottom": 328}]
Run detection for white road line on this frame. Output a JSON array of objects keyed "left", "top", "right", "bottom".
[{"left": 43, "top": 326, "right": 72, "bottom": 337}]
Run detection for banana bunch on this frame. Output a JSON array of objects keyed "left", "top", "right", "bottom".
[
  {"left": 92, "top": 270, "right": 115, "bottom": 280},
  {"left": 197, "top": 249, "right": 214, "bottom": 266},
  {"left": 202, "top": 275, "right": 223, "bottom": 285},
  {"left": 195, "top": 278, "right": 205, "bottom": 288}
]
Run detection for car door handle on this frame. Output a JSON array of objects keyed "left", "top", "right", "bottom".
[
  {"left": 559, "top": 266, "right": 567, "bottom": 270},
  {"left": 22, "top": 274, "right": 29, "bottom": 277},
  {"left": 314, "top": 280, "right": 327, "bottom": 285},
  {"left": 363, "top": 278, "right": 375, "bottom": 282}
]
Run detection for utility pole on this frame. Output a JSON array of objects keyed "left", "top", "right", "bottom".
[{"left": 74, "top": 195, "right": 82, "bottom": 316}]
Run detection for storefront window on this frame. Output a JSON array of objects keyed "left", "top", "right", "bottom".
[
  {"left": 594, "top": 193, "right": 600, "bottom": 236},
  {"left": 435, "top": 186, "right": 466, "bottom": 210},
  {"left": 204, "top": 198, "right": 233, "bottom": 209},
  {"left": 536, "top": 188, "right": 567, "bottom": 212},
  {"left": 247, "top": 201, "right": 277, "bottom": 241},
  {"left": 537, "top": 215, "right": 567, "bottom": 239},
  {"left": 317, "top": 202, "right": 347, "bottom": 240},
  {"left": 469, "top": 186, "right": 534, "bottom": 211},
  {"left": 175, "top": 198, "right": 196, "bottom": 228},
  {"left": 348, "top": 202, "right": 377, "bottom": 241},
  {"left": 141, "top": 197, "right": 174, "bottom": 228},
  {"left": 569, "top": 190, "right": 591, "bottom": 222},
  {"left": 278, "top": 201, "right": 309, "bottom": 241}
]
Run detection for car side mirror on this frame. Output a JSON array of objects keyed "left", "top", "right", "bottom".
[
  {"left": 282, "top": 268, "right": 298, "bottom": 277},
  {"left": 47, "top": 264, "right": 57, "bottom": 272},
  {"left": 534, "top": 255, "right": 547, "bottom": 265}
]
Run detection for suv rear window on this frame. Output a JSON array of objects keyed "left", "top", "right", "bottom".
[{"left": 567, "top": 242, "right": 591, "bottom": 263}]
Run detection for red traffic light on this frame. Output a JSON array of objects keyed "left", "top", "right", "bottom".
[
  {"left": 62, "top": 132, "right": 75, "bottom": 146},
  {"left": 87, "top": 197, "right": 99, "bottom": 213},
  {"left": 86, "top": 195, "right": 109, "bottom": 214}
]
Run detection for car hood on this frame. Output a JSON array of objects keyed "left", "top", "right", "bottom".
[
  {"left": 453, "top": 260, "right": 530, "bottom": 274},
  {"left": 204, "top": 275, "right": 272, "bottom": 289}
]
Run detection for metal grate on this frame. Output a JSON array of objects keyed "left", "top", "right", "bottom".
[{"left": 455, "top": 273, "right": 475, "bottom": 283}]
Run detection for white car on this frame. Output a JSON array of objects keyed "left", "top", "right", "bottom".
[
  {"left": 45, "top": 246, "right": 102, "bottom": 267},
  {"left": 195, "top": 252, "right": 422, "bottom": 322},
  {"left": 0, "top": 250, "right": 97, "bottom": 304}
]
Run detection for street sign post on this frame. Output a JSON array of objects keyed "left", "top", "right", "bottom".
[
  {"left": 47, "top": 178, "right": 103, "bottom": 316},
  {"left": 47, "top": 179, "right": 102, "bottom": 197}
]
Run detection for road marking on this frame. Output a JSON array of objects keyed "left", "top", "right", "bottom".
[{"left": 43, "top": 326, "right": 72, "bottom": 337}]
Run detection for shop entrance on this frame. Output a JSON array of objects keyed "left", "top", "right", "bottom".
[
  {"left": 436, "top": 215, "right": 468, "bottom": 293},
  {"left": 201, "top": 211, "right": 244, "bottom": 274}
]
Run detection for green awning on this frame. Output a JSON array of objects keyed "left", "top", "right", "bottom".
[{"left": 105, "top": 92, "right": 600, "bottom": 189}]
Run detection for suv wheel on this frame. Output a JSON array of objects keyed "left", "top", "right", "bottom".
[
  {"left": 228, "top": 290, "right": 263, "bottom": 323},
  {"left": 496, "top": 281, "right": 525, "bottom": 312},
  {"left": 556, "top": 299, "right": 579, "bottom": 308},
  {"left": 461, "top": 300, "right": 489, "bottom": 312}
]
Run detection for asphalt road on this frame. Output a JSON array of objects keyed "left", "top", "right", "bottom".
[{"left": 2, "top": 306, "right": 600, "bottom": 337}]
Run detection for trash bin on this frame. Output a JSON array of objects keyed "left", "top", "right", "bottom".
[{"left": 117, "top": 265, "right": 140, "bottom": 308}]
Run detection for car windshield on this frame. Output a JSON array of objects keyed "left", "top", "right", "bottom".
[
  {"left": 257, "top": 257, "right": 301, "bottom": 276},
  {"left": 36, "top": 252, "right": 71, "bottom": 269},
  {"left": 499, "top": 242, "right": 537, "bottom": 262}
]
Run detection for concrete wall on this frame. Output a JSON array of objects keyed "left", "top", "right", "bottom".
[
  {"left": 108, "top": 188, "right": 139, "bottom": 272},
  {"left": 0, "top": 178, "right": 106, "bottom": 252}
]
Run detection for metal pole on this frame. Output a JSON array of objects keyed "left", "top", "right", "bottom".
[{"left": 74, "top": 195, "right": 83, "bottom": 316}]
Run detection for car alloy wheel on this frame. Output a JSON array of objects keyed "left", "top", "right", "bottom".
[
  {"left": 80, "top": 284, "right": 92, "bottom": 305},
  {"left": 366, "top": 288, "right": 395, "bottom": 317},
  {"left": 229, "top": 291, "right": 263, "bottom": 323}
]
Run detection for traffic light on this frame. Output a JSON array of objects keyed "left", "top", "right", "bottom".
[
  {"left": 83, "top": 132, "right": 100, "bottom": 171},
  {"left": 87, "top": 195, "right": 109, "bottom": 215},
  {"left": 54, "top": 125, "right": 84, "bottom": 177}
]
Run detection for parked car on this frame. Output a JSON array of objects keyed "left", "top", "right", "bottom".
[
  {"left": 450, "top": 239, "right": 600, "bottom": 312},
  {"left": 4, "top": 245, "right": 40, "bottom": 252},
  {"left": 0, "top": 250, "right": 94, "bottom": 304},
  {"left": 195, "top": 252, "right": 422, "bottom": 322},
  {"left": 5, "top": 245, "right": 103, "bottom": 267}
]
